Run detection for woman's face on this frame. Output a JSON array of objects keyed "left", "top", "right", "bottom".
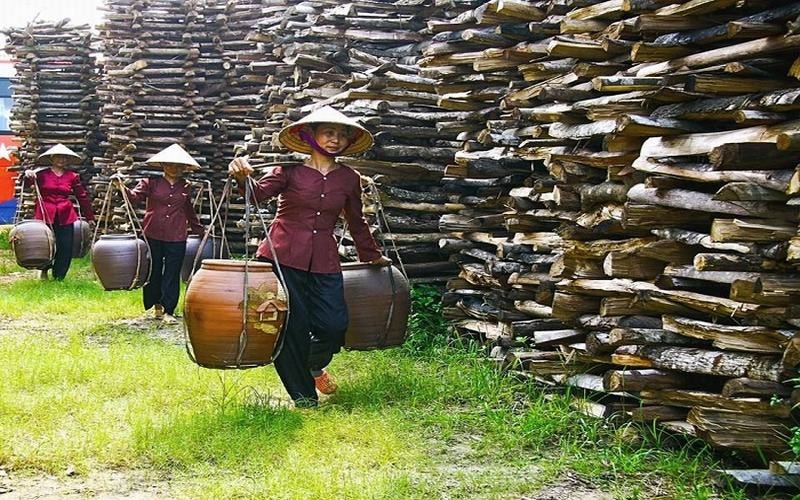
[
  {"left": 163, "top": 164, "right": 185, "bottom": 178},
  {"left": 51, "top": 155, "right": 69, "bottom": 169},
  {"left": 313, "top": 124, "right": 352, "bottom": 155}
]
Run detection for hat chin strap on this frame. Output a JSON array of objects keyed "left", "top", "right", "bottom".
[{"left": 299, "top": 129, "right": 341, "bottom": 158}]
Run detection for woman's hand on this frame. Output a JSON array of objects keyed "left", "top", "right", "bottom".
[
  {"left": 228, "top": 157, "right": 254, "bottom": 180},
  {"left": 24, "top": 169, "right": 37, "bottom": 179},
  {"left": 109, "top": 173, "right": 126, "bottom": 187},
  {"left": 370, "top": 255, "right": 392, "bottom": 266}
]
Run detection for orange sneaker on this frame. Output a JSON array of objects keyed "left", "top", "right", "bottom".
[{"left": 314, "top": 370, "right": 338, "bottom": 395}]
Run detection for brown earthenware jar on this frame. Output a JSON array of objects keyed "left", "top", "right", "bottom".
[
  {"left": 71, "top": 219, "right": 92, "bottom": 259},
  {"left": 342, "top": 262, "right": 411, "bottom": 350},
  {"left": 184, "top": 259, "right": 287, "bottom": 369},
  {"left": 9, "top": 220, "right": 55, "bottom": 270},
  {"left": 92, "top": 234, "right": 151, "bottom": 290},
  {"left": 181, "top": 235, "right": 229, "bottom": 283}
]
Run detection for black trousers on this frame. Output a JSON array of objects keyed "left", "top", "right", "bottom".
[
  {"left": 51, "top": 223, "right": 74, "bottom": 280},
  {"left": 143, "top": 238, "right": 186, "bottom": 315},
  {"left": 262, "top": 259, "right": 348, "bottom": 403}
]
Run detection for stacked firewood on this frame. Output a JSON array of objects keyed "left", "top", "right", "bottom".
[
  {"left": 439, "top": 0, "right": 800, "bottom": 464},
  {"left": 237, "top": 0, "right": 474, "bottom": 281},
  {"left": 198, "top": 0, "right": 266, "bottom": 181},
  {"left": 92, "top": 0, "right": 263, "bottom": 245},
  {"left": 4, "top": 20, "right": 100, "bottom": 177},
  {"left": 95, "top": 0, "right": 205, "bottom": 179}
]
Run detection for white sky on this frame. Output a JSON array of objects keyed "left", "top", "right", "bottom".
[
  {"left": 1, "top": 0, "right": 104, "bottom": 28},
  {"left": 0, "top": 0, "right": 104, "bottom": 75},
  {"left": 0, "top": 0, "right": 104, "bottom": 48}
]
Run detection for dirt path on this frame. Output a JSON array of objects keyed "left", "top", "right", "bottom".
[
  {"left": 0, "top": 468, "right": 173, "bottom": 499},
  {"left": 0, "top": 315, "right": 185, "bottom": 345},
  {"left": 0, "top": 457, "right": 615, "bottom": 500}
]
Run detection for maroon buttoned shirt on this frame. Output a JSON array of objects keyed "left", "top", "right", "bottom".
[
  {"left": 126, "top": 177, "right": 204, "bottom": 242},
  {"left": 249, "top": 164, "right": 382, "bottom": 273},
  {"left": 25, "top": 168, "right": 95, "bottom": 225}
]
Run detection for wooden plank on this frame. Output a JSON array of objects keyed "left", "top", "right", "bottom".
[{"left": 634, "top": 35, "right": 800, "bottom": 77}]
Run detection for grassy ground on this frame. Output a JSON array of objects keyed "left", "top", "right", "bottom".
[{"left": 0, "top": 241, "right": 754, "bottom": 499}]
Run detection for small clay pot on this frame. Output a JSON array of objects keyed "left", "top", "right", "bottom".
[
  {"left": 71, "top": 219, "right": 92, "bottom": 259},
  {"left": 181, "top": 235, "right": 229, "bottom": 283}
]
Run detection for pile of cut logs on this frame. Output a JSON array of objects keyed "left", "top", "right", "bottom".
[
  {"left": 92, "top": 0, "right": 267, "bottom": 245},
  {"left": 3, "top": 20, "right": 100, "bottom": 179},
  {"left": 237, "top": 0, "right": 471, "bottom": 281},
  {"left": 438, "top": 0, "right": 800, "bottom": 470},
  {"left": 196, "top": 0, "right": 266, "bottom": 183},
  {"left": 95, "top": 0, "right": 205, "bottom": 179}
]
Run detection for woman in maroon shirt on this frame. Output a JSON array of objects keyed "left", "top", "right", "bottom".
[
  {"left": 24, "top": 144, "right": 95, "bottom": 280},
  {"left": 114, "top": 144, "right": 205, "bottom": 323},
  {"left": 229, "top": 106, "right": 390, "bottom": 407}
]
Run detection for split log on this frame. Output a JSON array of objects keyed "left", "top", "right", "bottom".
[
  {"left": 617, "top": 345, "right": 785, "bottom": 382},
  {"left": 603, "top": 369, "right": 688, "bottom": 392}
]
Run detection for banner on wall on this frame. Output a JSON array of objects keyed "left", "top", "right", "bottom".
[
  {"left": 0, "top": 70, "right": 16, "bottom": 224},
  {"left": 0, "top": 136, "right": 18, "bottom": 224}
]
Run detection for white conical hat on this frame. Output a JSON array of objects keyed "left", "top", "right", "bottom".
[
  {"left": 278, "top": 106, "right": 374, "bottom": 156},
  {"left": 145, "top": 144, "right": 201, "bottom": 170},
  {"left": 38, "top": 144, "right": 81, "bottom": 164}
]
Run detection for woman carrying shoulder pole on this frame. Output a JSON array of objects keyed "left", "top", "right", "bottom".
[
  {"left": 228, "top": 106, "right": 390, "bottom": 408},
  {"left": 112, "top": 144, "right": 205, "bottom": 323},
  {"left": 24, "top": 144, "right": 95, "bottom": 281}
]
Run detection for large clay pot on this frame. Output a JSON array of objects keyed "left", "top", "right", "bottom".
[
  {"left": 342, "top": 263, "right": 411, "bottom": 350},
  {"left": 9, "top": 220, "right": 55, "bottom": 270},
  {"left": 71, "top": 219, "right": 92, "bottom": 259},
  {"left": 92, "top": 234, "right": 151, "bottom": 290},
  {"left": 181, "top": 235, "right": 229, "bottom": 283},
  {"left": 184, "top": 259, "right": 287, "bottom": 369}
]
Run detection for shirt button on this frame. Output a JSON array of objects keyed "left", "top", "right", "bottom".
[
  {"left": 316, "top": 211, "right": 320, "bottom": 216},
  {"left": 166, "top": 215, "right": 170, "bottom": 218},
  {"left": 320, "top": 194, "right": 325, "bottom": 198},
  {"left": 313, "top": 230, "right": 317, "bottom": 234},
  {"left": 323, "top": 176, "right": 327, "bottom": 180},
  {"left": 167, "top": 204, "right": 172, "bottom": 207}
]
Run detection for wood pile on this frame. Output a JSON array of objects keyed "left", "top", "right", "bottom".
[
  {"left": 196, "top": 0, "right": 266, "bottom": 182},
  {"left": 439, "top": 0, "right": 800, "bottom": 464},
  {"left": 96, "top": 0, "right": 201, "bottom": 178},
  {"left": 92, "top": 0, "right": 266, "bottom": 248},
  {"left": 237, "top": 0, "right": 474, "bottom": 282},
  {"left": 4, "top": 20, "right": 100, "bottom": 179}
]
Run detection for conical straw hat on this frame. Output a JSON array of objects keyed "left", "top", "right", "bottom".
[
  {"left": 278, "top": 106, "right": 373, "bottom": 156},
  {"left": 38, "top": 143, "right": 82, "bottom": 165},
  {"left": 145, "top": 144, "right": 201, "bottom": 170}
]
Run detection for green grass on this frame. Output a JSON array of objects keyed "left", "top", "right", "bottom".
[
  {"left": 0, "top": 224, "right": 10, "bottom": 250},
  {"left": 0, "top": 255, "right": 751, "bottom": 499}
]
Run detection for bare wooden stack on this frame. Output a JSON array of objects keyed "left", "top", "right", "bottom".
[
  {"left": 236, "top": 0, "right": 474, "bottom": 281},
  {"left": 425, "top": 1, "right": 571, "bottom": 342},
  {"left": 439, "top": 0, "right": 800, "bottom": 463},
  {"left": 4, "top": 20, "right": 100, "bottom": 179},
  {"left": 209, "top": 0, "right": 268, "bottom": 180},
  {"left": 96, "top": 0, "right": 204, "bottom": 183}
]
